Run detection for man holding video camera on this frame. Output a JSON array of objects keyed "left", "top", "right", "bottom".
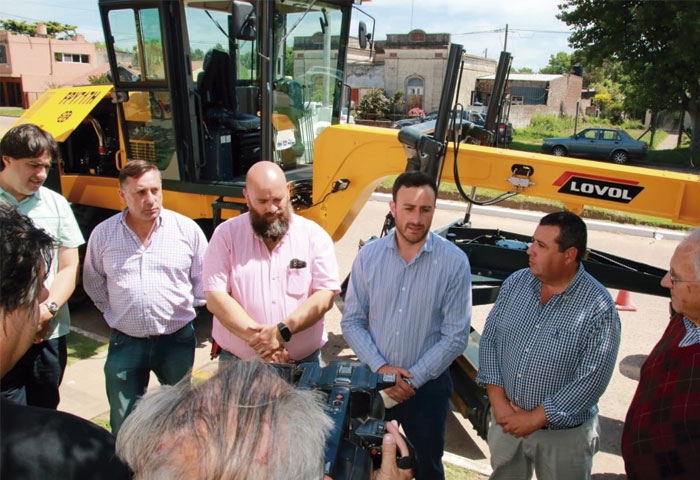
[
  {"left": 115, "top": 360, "right": 413, "bottom": 480},
  {"left": 342, "top": 171, "right": 472, "bottom": 480}
]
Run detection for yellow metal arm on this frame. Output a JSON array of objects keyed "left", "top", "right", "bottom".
[{"left": 304, "top": 124, "right": 699, "bottom": 241}]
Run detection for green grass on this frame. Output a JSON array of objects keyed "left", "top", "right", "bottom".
[
  {"left": 0, "top": 107, "right": 25, "bottom": 117},
  {"left": 66, "top": 331, "right": 107, "bottom": 367},
  {"left": 445, "top": 462, "right": 489, "bottom": 479}
]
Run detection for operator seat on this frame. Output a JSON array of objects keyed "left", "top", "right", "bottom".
[{"left": 197, "top": 49, "right": 259, "bottom": 132}]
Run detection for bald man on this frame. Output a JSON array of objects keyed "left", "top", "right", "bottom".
[{"left": 203, "top": 161, "right": 340, "bottom": 364}]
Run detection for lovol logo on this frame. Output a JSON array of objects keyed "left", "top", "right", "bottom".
[{"left": 554, "top": 172, "right": 644, "bottom": 204}]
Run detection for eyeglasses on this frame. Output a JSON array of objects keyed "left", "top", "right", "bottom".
[{"left": 668, "top": 272, "right": 700, "bottom": 287}]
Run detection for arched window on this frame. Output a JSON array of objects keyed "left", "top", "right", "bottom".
[{"left": 406, "top": 77, "right": 424, "bottom": 96}]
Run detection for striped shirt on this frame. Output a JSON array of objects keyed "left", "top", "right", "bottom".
[
  {"left": 82, "top": 209, "right": 207, "bottom": 337},
  {"left": 476, "top": 265, "right": 621, "bottom": 428},
  {"left": 341, "top": 231, "right": 472, "bottom": 388},
  {"left": 679, "top": 317, "right": 700, "bottom": 347},
  {"left": 0, "top": 186, "right": 84, "bottom": 339}
]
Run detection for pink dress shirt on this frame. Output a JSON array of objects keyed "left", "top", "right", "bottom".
[{"left": 203, "top": 212, "right": 340, "bottom": 360}]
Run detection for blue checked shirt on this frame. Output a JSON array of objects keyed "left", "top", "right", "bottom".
[
  {"left": 83, "top": 208, "right": 207, "bottom": 337},
  {"left": 476, "top": 265, "right": 621, "bottom": 428},
  {"left": 341, "top": 231, "right": 472, "bottom": 388}
]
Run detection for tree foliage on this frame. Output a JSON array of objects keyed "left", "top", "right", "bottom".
[
  {"left": 357, "top": 89, "right": 391, "bottom": 118},
  {"left": 539, "top": 51, "right": 572, "bottom": 75},
  {"left": 1, "top": 19, "right": 77, "bottom": 38},
  {"left": 558, "top": 0, "right": 700, "bottom": 153}
]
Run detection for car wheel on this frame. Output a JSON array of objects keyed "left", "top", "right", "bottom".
[
  {"left": 552, "top": 145, "right": 567, "bottom": 156},
  {"left": 611, "top": 150, "right": 629, "bottom": 164}
]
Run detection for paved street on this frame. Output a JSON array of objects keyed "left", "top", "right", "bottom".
[{"left": 62, "top": 195, "right": 686, "bottom": 478}]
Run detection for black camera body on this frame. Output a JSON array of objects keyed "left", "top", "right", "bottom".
[{"left": 293, "top": 360, "right": 397, "bottom": 480}]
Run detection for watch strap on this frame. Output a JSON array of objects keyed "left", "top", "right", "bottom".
[{"left": 277, "top": 322, "right": 292, "bottom": 342}]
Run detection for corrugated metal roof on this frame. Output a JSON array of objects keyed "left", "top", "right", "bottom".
[{"left": 478, "top": 73, "right": 562, "bottom": 81}]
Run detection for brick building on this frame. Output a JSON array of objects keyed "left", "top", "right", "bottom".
[{"left": 476, "top": 73, "right": 584, "bottom": 128}]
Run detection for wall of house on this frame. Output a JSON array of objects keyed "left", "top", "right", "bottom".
[
  {"left": 548, "top": 74, "right": 583, "bottom": 117},
  {"left": 0, "top": 31, "right": 98, "bottom": 107}
]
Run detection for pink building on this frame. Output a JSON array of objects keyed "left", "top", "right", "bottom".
[{"left": 0, "top": 25, "right": 100, "bottom": 108}]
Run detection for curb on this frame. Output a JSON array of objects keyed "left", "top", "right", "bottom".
[{"left": 370, "top": 192, "right": 688, "bottom": 241}]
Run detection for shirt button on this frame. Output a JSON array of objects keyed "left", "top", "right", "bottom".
[
  {"left": 517, "top": 373, "right": 522, "bottom": 378},
  {"left": 401, "top": 287, "right": 405, "bottom": 291},
  {"left": 398, "top": 309, "right": 402, "bottom": 313},
  {"left": 535, "top": 324, "right": 540, "bottom": 329},
  {"left": 524, "top": 348, "right": 529, "bottom": 353}
]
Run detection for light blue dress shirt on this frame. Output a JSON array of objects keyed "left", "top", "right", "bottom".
[{"left": 341, "top": 231, "right": 472, "bottom": 388}]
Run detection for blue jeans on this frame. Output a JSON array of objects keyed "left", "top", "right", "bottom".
[
  {"left": 384, "top": 369, "right": 452, "bottom": 480},
  {"left": 0, "top": 336, "right": 67, "bottom": 409},
  {"left": 104, "top": 323, "right": 196, "bottom": 434}
]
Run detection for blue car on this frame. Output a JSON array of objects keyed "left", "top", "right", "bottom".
[{"left": 542, "top": 127, "right": 648, "bottom": 165}]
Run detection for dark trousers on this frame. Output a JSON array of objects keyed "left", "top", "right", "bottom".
[
  {"left": 0, "top": 336, "right": 67, "bottom": 409},
  {"left": 105, "top": 323, "right": 196, "bottom": 435},
  {"left": 385, "top": 369, "right": 452, "bottom": 480}
]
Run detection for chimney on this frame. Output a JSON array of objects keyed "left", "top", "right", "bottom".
[{"left": 36, "top": 23, "right": 48, "bottom": 37}]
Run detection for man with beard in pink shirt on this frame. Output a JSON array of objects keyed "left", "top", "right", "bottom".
[{"left": 203, "top": 161, "right": 340, "bottom": 364}]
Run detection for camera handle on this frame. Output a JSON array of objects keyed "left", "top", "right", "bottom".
[
  {"left": 354, "top": 419, "right": 417, "bottom": 471},
  {"left": 323, "top": 385, "right": 352, "bottom": 478}
]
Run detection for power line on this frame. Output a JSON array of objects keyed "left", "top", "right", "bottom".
[{"left": 452, "top": 28, "right": 570, "bottom": 37}]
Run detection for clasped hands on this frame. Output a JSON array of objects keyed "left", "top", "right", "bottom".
[
  {"left": 492, "top": 401, "right": 547, "bottom": 438},
  {"left": 247, "top": 324, "right": 289, "bottom": 363},
  {"left": 377, "top": 365, "right": 416, "bottom": 405}
]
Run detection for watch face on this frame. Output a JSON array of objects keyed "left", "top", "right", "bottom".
[{"left": 46, "top": 302, "right": 59, "bottom": 315}]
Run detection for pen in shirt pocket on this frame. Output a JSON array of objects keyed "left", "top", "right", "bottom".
[{"left": 289, "top": 258, "right": 307, "bottom": 269}]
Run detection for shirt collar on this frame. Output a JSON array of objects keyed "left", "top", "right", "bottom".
[
  {"left": 386, "top": 230, "right": 434, "bottom": 254},
  {"left": 119, "top": 208, "right": 163, "bottom": 229},
  {"left": 0, "top": 185, "right": 42, "bottom": 205}
]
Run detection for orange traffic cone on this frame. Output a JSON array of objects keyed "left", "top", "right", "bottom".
[{"left": 615, "top": 290, "right": 637, "bottom": 312}]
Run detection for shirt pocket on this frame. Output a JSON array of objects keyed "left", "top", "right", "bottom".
[{"left": 286, "top": 266, "right": 311, "bottom": 299}]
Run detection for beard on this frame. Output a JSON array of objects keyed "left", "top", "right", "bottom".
[{"left": 249, "top": 204, "right": 291, "bottom": 241}]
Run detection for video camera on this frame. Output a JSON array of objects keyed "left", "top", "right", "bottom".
[{"left": 276, "top": 360, "right": 414, "bottom": 480}]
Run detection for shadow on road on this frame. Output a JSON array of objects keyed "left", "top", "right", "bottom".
[{"left": 619, "top": 354, "right": 647, "bottom": 382}]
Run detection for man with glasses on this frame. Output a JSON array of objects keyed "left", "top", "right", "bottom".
[{"left": 622, "top": 226, "right": 700, "bottom": 479}]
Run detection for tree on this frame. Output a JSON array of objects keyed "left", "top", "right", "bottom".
[
  {"left": 539, "top": 51, "right": 571, "bottom": 74},
  {"left": 1, "top": 19, "right": 36, "bottom": 36},
  {"left": 558, "top": 1, "right": 700, "bottom": 154},
  {"left": 357, "top": 89, "right": 391, "bottom": 119},
  {"left": 1, "top": 19, "right": 77, "bottom": 38}
]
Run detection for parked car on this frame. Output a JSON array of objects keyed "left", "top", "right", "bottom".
[
  {"left": 394, "top": 109, "right": 512, "bottom": 145},
  {"left": 542, "top": 127, "right": 648, "bottom": 164},
  {"left": 340, "top": 107, "right": 355, "bottom": 124},
  {"left": 392, "top": 110, "right": 438, "bottom": 129}
]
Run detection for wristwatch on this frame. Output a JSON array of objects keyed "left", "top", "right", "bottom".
[
  {"left": 43, "top": 301, "right": 59, "bottom": 317},
  {"left": 277, "top": 322, "right": 292, "bottom": 342}
]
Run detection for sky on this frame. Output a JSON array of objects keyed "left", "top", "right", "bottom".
[{"left": 0, "top": 0, "right": 574, "bottom": 71}]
